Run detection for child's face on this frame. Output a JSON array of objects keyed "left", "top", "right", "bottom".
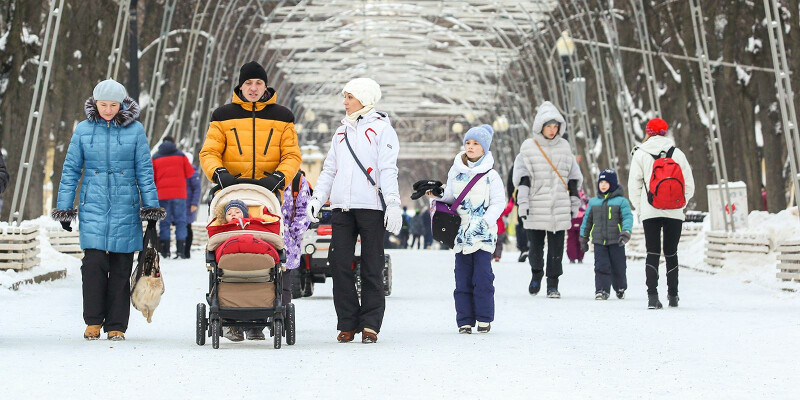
[
  {"left": 226, "top": 207, "right": 244, "bottom": 222},
  {"left": 598, "top": 180, "right": 610, "bottom": 193},
  {"left": 464, "top": 139, "right": 484, "bottom": 161}
]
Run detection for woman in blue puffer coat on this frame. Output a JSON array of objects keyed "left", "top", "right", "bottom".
[{"left": 51, "top": 79, "right": 164, "bottom": 341}]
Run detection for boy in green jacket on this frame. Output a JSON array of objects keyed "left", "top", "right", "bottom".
[{"left": 580, "top": 169, "right": 633, "bottom": 300}]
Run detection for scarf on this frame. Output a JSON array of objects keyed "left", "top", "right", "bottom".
[{"left": 346, "top": 105, "right": 374, "bottom": 124}]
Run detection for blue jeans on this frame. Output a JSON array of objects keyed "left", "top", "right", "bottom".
[{"left": 159, "top": 199, "right": 187, "bottom": 241}]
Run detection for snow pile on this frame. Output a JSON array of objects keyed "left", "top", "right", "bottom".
[
  {"left": 681, "top": 208, "right": 800, "bottom": 292},
  {"left": 745, "top": 207, "right": 800, "bottom": 247},
  {"left": 20, "top": 24, "right": 41, "bottom": 46},
  {"left": 735, "top": 65, "right": 752, "bottom": 86},
  {"left": 745, "top": 37, "right": 762, "bottom": 54}
]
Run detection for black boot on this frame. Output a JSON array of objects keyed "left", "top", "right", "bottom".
[
  {"left": 668, "top": 295, "right": 679, "bottom": 308},
  {"left": 528, "top": 276, "right": 542, "bottom": 295},
  {"left": 648, "top": 294, "right": 663, "bottom": 309},
  {"left": 175, "top": 241, "right": 187, "bottom": 259},
  {"left": 518, "top": 252, "right": 528, "bottom": 263},
  {"left": 159, "top": 240, "right": 170, "bottom": 259}
]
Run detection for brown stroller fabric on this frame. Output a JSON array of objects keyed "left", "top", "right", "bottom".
[{"left": 217, "top": 250, "right": 278, "bottom": 308}]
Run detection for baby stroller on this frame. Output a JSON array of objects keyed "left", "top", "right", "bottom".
[{"left": 196, "top": 179, "right": 296, "bottom": 349}]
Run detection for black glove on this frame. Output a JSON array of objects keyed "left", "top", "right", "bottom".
[
  {"left": 260, "top": 171, "right": 285, "bottom": 192},
  {"left": 147, "top": 220, "right": 157, "bottom": 231},
  {"left": 619, "top": 231, "right": 631, "bottom": 246},
  {"left": 411, "top": 180, "right": 444, "bottom": 200},
  {"left": 213, "top": 167, "right": 236, "bottom": 188},
  {"left": 568, "top": 179, "right": 579, "bottom": 197},
  {"left": 413, "top": 179, "right": 443, "bottom": 191},
  {"left": 410, "top": 187, "right": 443, "bottom": 200},
  {"left": 60, "top": 221, "right": 72, "bottom": 232},
  {"left": 580, "top": 237, "right": 589, "bottom": 253}
]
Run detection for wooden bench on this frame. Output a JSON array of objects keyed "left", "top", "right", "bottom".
[
  {"left": 777, "top": 239, "right": 800, "bottom": 282},
  {"left": 0, "top": 226, "right": 41, "bottom": 271}
]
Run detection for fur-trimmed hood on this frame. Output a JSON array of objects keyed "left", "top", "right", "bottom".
[{"left": 84, "top": 96, "right": 140, "bottom": 127}]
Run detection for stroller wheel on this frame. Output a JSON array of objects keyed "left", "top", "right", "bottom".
[
  {"left": 211, "top": 319, "right": 220, "bottom": 349},
  {"left": 286, "top": 303, "right": 296, "bottom": 345},
  {"left": 196, "top": 303, "right": 207, "bottom": 346},
  {"left": 273, "top": 320, "right": 283, "bottom": 349}
]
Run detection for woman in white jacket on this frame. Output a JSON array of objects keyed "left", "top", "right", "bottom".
[
  {"left": 627, "top": 118, "right": 695, "bottom": 309},
  {"left": 306, "top": 78, "right": 402, "bottom": 344}
]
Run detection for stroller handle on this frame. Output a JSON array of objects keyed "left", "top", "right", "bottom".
[{"left": 210, "top": 178, "right": 279, "bottom": 196}]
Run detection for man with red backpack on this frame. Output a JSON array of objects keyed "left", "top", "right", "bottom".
[{"left": 628, "top": 118, "right": 695, "bottom": 309}]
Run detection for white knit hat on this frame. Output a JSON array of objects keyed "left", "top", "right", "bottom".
[
  {"left": 93, "top": 79, "right": 127, "bottom": 103},
  {"left": 342, "top": 78, "right": 381, "bottom": 107}
]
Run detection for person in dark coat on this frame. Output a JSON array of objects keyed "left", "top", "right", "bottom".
[
  {"left": 409, "top": 210, "right": 425, "bottom": 249},
  {"left": 51, "top": 79, "right": 164, "bottom": 341},
  {"left": 566, "top": 189, "right": 588, "bottom": 263},
  {"left": 421, "top": 208, "right": 433, "bottom": 248},
  {"left": 0, "top": 149, "right": 9, "bottom": 195},
  {"left": 152, "top": 136, "right": 194, "bottom": 258},
  {"left": 183, "top": 153, "right": 202, "bottom": 258},
  {"left": 507, "top": 168, "right": 528, "bottom": 262}
]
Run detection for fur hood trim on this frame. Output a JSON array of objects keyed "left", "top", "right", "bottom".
[{"left": 84, "top": 96, "right": 140, "bottom": 127}]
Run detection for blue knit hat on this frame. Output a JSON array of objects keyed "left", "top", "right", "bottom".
[
  {"left": 598, "top": 169, "right": 619, "bottom": 194},
  {"left": 93, "top": 79, "right": 127, "bottom": 103},
  {"left": 225, "top": 200, "right": 249, "bottom": 218},
  {"left": 463, "top": 124, "right": 494, "bottom": 152}
]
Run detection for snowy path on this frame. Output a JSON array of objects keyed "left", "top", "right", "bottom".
[{"left": 2, "top": 248, "right": 799, "bottom": 398}]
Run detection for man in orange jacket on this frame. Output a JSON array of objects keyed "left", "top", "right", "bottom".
[
  {"left": 199, "top": 61, "right": 301, "bottom": 195},
  {"left": 199, "top": 61, "right": 301, "bottom": 342}
]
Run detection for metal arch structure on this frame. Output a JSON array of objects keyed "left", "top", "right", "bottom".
[
  {"left": 8, "top": 0, "right": 790, "bottom": 223},
  {"left": 688, "top": 0, "right": 735, "bottom": 232},
  {"left": 106, "top": 0, "right": 131, "bottom": 80},
  {"left": 7, "top": 0, "right": 65, "bottom": 225},
  {"left": 763, "top": 0, "right": 800, "bottom": 219},
  {"left": 142, "top": 0, "right": 178, "bottom": 142}
]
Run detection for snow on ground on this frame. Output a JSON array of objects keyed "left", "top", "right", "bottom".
[{"left": 2, "top": 246, "right": 800, "bottom": 398}]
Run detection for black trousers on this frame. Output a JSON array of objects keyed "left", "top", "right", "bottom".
[
  {"left": 82, "top": 250, "right": 134, "bottom": 332},
  {"left": 184, "top": 223, "right": 193, "bottom": 258},
  {"left": 527, "top": 229, "right": 565, "bottom": 289},
  {"left": 330, "top": 209, "right": 386, "bottom": 333},
  {"left": 643, "top": 217, "right": 683, "bottom": 296},
  {"left": 516, "top": 215, "right": 529, "bottom": 252}
]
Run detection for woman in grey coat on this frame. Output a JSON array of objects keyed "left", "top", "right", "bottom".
[{"left": 512, "top": 101, "right": 583, "bottom": 298}]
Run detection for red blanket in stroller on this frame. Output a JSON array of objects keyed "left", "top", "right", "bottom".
[
  {"left": 206, "top": 215, "right": 280, "bottom": 237},
  {"left": 215, "top": 233, "right": 280, "bottom": 264}
]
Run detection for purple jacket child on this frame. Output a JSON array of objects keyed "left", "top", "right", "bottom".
[{"left": 281, "top": 173, "right": 312, "bottom": 270}]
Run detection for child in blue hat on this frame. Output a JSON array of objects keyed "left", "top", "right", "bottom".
[{"left": 428, "top": 124, "right": 506, "bottom": 333}]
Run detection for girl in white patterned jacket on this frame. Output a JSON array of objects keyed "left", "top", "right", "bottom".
[{"left": 429, "top": 125, "right": 505, "bottom": 334}]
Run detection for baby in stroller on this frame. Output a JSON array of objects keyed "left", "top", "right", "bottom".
[{"left": 196, "top": 183, "right": 296, "bottom": 349}]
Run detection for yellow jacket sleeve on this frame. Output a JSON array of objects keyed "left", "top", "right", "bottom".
[
  {"left": 275, "top": 122, "right": 302, "bottom": 180},
  {"left": 199, "top": 120, "right": 226, "bottom": 181}
]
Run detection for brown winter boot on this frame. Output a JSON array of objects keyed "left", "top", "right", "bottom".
[
  {"left": 337, "top": 330, "right": 356, "bottom": 343},
  {"left": 83, "top": 325, "right": 101, "bottom": 340},
  {"left": 107, "top": 331, "right": 125, "bottom": 341},
  {"left": 362, "top": 328, "right": 378, "bottom": 344}
]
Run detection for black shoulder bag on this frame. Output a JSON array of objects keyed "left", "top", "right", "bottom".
[{"left": 343, "top": 129, "right": 387, "bottom": 211}]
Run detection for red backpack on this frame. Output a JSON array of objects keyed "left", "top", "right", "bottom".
[{"left": 647, "top": 147, "right": 686, "bottom": 209}]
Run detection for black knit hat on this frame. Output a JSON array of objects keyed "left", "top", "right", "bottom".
[{"left": 238, "top": 61, "right": 268, "bottom": 87}]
